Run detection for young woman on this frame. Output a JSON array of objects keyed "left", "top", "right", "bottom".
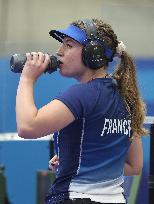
[{"left": 16, "top": 19, "right": 146, "bottom": 204}]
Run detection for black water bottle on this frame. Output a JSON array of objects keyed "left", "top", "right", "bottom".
[{"left": 10, "top": 54, "right": 60, "bottom": 74}]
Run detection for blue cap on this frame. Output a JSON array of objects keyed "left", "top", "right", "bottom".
[
  {"left": 49, "top": 24, "right": 113, "bottom": 60},
  {"left": 49, "top": 24, "right": 88, "bottom": 45}
]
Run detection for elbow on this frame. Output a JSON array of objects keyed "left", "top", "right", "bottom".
[
  {"left": 125, "top": 161, "right": 143, "bottom": 176},
  {"left": 133, "top": 160, "right": 143, "bottom": 175},
  {"left": 130, "top": 162, "right": 143, "bottom": 175},
  {"left": 17, "top": 126, "right": 38, "bottom": 139},
  {"left": 133, "top": 166, "right": 143, "bottom": 175}
]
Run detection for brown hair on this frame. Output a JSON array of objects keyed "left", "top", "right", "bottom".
[{"left": 72, "top": 19, "right": 147, "bottom": 137}]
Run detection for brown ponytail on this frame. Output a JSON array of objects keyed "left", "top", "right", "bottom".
[{"left": 112, "top": 51, "right": 147, "bottom": 137}]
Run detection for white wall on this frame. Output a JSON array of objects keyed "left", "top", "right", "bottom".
[{"left": 0, "top": 0, "right": 154, "bottom": 57}]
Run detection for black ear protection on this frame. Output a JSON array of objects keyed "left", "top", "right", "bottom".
[{"left": 82, "top": 19, "right": 113, "bottom": 69}]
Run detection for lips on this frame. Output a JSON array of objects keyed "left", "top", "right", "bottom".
[
  {"left": 59, "top": 60, "right": 63, "bottom": 64},
  {"left": 58, "top": 60, "right": 63, "bottom": 69}
]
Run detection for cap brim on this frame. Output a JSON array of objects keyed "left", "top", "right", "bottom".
[
  {"left": 49, "top": 24, "right": 87, "bottom": 45},
  {"left": 49, "top": 30, "right": 68, "bottom": 43}
]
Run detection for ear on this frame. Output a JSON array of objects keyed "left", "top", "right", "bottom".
[{"left": 82, "top": 41, "right": 106, "bottom": 69}]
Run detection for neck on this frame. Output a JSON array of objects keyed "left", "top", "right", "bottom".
[{"left": 78, "top": 67, "right": 108, "bottom": 83}]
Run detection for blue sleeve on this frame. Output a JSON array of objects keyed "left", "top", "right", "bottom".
[{"left": 54, "top": 84, "right": 98, "bottom": 119}]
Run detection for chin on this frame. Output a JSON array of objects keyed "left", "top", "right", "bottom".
[{"left": 59, "top": 70, "right": 73, "bottom": 78}]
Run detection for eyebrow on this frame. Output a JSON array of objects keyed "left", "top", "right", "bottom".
[{"left": 63, "top": 38, "right": 77, "bottom": 44}]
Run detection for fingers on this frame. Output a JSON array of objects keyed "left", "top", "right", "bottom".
[
  {"left": 44, "top": 54, "right": 50, "bottom": 68},
  {"left": 49, "top": 163, "right": 58, "bottom": 172},
  {"left": 49, "top": 155, "right": 59, "bottom": 164},
  {"left": 38, "top": 52, "right": 46, "bottom": 63},
  {"left": 49, "top": 160, "right": 59, "bottom": 167},
  {"left": 26, "top": 52, "right": 48, "bottom": 63},
  {"left": 24, "top": 52, "right": 50, "bottom": 79},
  {"left": 31, "top": 52, "right": 39, "bottom": 62},
  {"left": 49, "top": 155, "right": 59, "bottom": 171},
  {"left": 26, "top": 53, "right": 32, "bottom": 61}
]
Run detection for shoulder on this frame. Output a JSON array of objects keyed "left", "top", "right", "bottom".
[
  {"left": 61, "top": 82, "right": 99, "bottom": 99},
  {"left": 55, "top": 82, "right": 99, "bottom": 119}
]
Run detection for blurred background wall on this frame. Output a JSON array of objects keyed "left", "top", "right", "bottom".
[
  {"left": 0, "top": 0, "right": 154, "bottom": 57},
  {"left": 0, "top": 1, "right": 154, "bottom": 204}
]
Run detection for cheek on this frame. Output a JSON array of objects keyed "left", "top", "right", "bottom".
[
  {"left": 67, "top": 49, "right": 83, "bottom": 68},
  {"left": 60, "top": 47, "right": 86, "bottom": 77},
  {"left": 60, "top": 63, "right": 83, "bottom": 76}
]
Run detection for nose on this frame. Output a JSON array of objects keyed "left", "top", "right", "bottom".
[{"left": 56, "top": 44, "right": 64, "bottom": 57}]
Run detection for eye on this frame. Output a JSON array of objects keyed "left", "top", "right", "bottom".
[
  {"left": 63, "top": 41, "right": 73, "bottom": 48},
  {"left": 66, "top": 43, "right": 72, "bottom": 48}
]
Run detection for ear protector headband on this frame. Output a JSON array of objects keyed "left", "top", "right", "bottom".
[
  {"left": 49, "top": 20, "right": 113, "bottom": 69},
  {"left": 81, "top": 19, "right": 113, "bottom": 69}
]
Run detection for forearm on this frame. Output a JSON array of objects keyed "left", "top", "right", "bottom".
[
  {"left": 124, "top": 161, "right": 142, "bottom": 176},
  {"left": 16, "top": 77, "right": 38, "bottom": 135},
  {"left": 124, "top": 162, "right": 134, "bottom": 176},
  {"left": 124, "top": 137, "right": 143, "bottom": 176}
]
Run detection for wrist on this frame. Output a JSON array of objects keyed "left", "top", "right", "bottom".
[{"left": 19, "top": 76, "right": 36, "bottom": 85}]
